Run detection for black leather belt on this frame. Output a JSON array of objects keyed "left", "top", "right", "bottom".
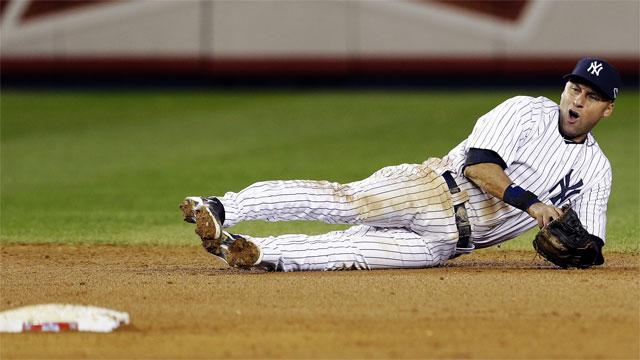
[{"left": 442, "top": 171, "right": 473, "bottom": 252}]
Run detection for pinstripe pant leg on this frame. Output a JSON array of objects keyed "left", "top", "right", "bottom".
[
  {"left": 242, "top": 225, "right": 457, "bottom": 272},
  {"left": 219, "top": 164, "right": 453, "bottom": 231}
]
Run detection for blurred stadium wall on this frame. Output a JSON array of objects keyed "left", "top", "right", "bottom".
[{"left": 1, "top": 0, "right": 638, "bottom": 87}]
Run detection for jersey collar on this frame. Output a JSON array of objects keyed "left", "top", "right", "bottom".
[{"left": 561, "top": 132, "right": 596, "bottom": 146}]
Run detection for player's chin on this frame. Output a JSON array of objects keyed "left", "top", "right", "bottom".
[{"left": 559, "top": 123, "right": 582, "bottom": 140}]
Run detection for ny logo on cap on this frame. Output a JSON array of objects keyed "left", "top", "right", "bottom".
[{"left": 587, "top": 61, "right": 603, "bottom": 76}]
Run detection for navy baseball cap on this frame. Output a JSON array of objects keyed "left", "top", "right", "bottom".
[{"left": 563, "top": 57, "right": 622, "bottom": 101}]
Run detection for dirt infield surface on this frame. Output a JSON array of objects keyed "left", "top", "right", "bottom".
[{"left": 1, "top": 244, "right": 638, "bottom": 359}]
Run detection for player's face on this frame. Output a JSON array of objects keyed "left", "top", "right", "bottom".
[{"left": 559, "top": 81, "right": 614, "bottom": 143}]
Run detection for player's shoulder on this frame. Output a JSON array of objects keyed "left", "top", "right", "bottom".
[
  {"left": 517, "top": 95, "right": 559, "bottom": 113},
  {"left": 498, "top": 95, "right": 557, "bottom": 112},
  {"left": 498, "top": 95, "right": 534, "bottom": 106},
  {"left": 501, "top": 95, "right": 555, "bottom": 103},
  {"left": 533, "top": 95, "right": 559, "bottom": 109}
]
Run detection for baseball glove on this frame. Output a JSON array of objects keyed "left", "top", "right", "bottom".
[{"left": 532, "top": 204, "right": 604, "bottom": 269}]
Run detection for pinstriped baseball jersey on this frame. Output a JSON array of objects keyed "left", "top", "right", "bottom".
[{"left": 432, "top": 95, "right": 611, "bottom": 248}]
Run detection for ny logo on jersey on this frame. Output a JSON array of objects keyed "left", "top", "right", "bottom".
[
  {"left": 549, "top": 169, "right": 584, "bottom": 205},
  {"left": 587, "top": 61, "right": 603, "bottom": 76}
]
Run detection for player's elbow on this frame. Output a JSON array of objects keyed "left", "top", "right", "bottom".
[
  {"left": 463, "top": 162, "right": 504, "bottom": 181},
  {"left": 463, "top": 164, "right": 479, "bottom": 181}
]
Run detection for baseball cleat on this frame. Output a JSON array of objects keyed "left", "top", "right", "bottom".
[
  {"left": 227, "top": 236, "right": 263, "bottom": 269},
  {"left": 195, "top": 205, "right": 224, "bottom": 241},
  {"left": 189, "top": 197, "right": 260, "bottom": 268},
  {"left": 195, "top": 204, "right": 235, "bottom": 263},
  {"left": 180, "top": 197, "right": 204, "bottom": 223},
  {"left": 201, "top": 235, "right": 262, "bottom": 269},
  {"left": 180, "top": 196, "right": 226, "bottom": 224}
]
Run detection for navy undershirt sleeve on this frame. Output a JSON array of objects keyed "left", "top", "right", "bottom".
[{"left": 465, "top": 148, "right": 508, "bottom": 170}]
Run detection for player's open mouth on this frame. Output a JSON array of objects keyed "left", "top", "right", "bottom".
[{"left": 568, "top": 109, "right": 580, "bottom": 121}]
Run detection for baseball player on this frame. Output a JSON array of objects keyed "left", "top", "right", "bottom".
[{"left": 180, "top": 57, "right": 621, "bottom": 271}]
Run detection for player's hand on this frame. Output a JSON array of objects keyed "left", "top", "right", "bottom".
[{"left": 527, "top": 202, "right": 563, "bottom": 229}]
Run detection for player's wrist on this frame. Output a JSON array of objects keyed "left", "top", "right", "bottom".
[{"left": 503, "top": 184, "right": 540, "bottom": 212}]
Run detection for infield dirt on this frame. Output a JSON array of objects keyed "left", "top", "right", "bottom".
[{"left": 1, "top": 244, "right": 638, "bottom": 359}]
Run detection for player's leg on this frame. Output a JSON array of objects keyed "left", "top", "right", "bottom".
[
  {"left": 225, "top": 225, "right": 458, "bottom": 272},
  {"left": 211, "top": 163, "right": 450, "bottom": 230}
]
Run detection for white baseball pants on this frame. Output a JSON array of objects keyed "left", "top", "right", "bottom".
[{"left": 219, "top": 163, "right": 460, "bottom": 271}]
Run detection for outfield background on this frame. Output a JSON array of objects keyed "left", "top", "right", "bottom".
[{"left": 1, "top": 0, "right": 639, "bottom": 252}]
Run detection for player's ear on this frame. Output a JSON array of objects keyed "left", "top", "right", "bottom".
[{"left": 602, "top": 101, "right": 615, "bottom": 118}]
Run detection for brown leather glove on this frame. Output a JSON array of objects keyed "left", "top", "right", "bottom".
[{"left": 532, "top": 205, "right": 604, "bottom": 269}]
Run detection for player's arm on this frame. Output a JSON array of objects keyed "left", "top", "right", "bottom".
[{"left": 463, "top": 148, "right": 562, "bottom": 228}]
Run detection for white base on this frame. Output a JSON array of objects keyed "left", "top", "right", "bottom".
[{"left": 0, "top": 304, "right": 130, "bottom": 333}]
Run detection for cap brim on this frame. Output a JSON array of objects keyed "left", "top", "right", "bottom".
[{"left": 563, "top": 74, "right": 613, "bottom": 101}]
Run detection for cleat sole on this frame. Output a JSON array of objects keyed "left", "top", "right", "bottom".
[
  {"left": 227, "top": 237, "right": 261, "bottom": 269},
  {"left": 195, "top": 206, "right": 222, "bottom": 240},
  {"left": 180, "top": 198, "right": 199, "bottom": 224}
]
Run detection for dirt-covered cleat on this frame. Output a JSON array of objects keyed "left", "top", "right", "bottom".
[
  {"left": 195, "top": 205, "right": 224, "bottom": 241},
  {"left": 180, "top": 197, "right": 204, "bottom": 223},
  {"left": 227, "top": 236, "right": 262, "bottom": 269},
  {"left": 180, "top": 196, "right": 226, "bottom": 225},
  {"left": 195, "top": 204, "right": 236, "bottom": 264}
]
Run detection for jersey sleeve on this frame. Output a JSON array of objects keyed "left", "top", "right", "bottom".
[
  {"left": 464, "top": 96, "right": 535, "bottom": 167},
  {"left": 572, "top": 167, "right": 611, "bottom": 242}
]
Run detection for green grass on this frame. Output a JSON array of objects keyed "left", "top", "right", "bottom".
[{"left": 1, "top": 90, "right": 638, "bottom": 251}]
